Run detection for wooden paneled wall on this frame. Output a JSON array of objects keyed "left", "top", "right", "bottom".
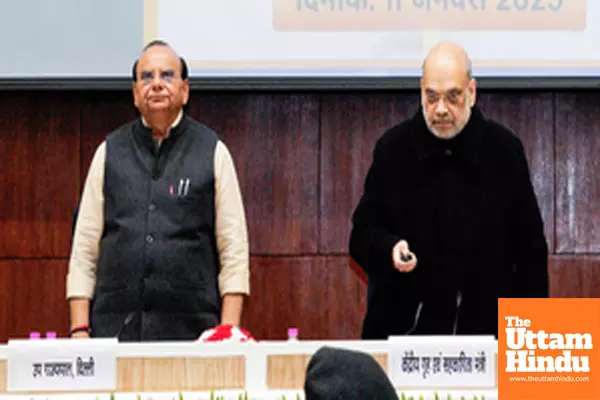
[{"left": 0, "top": 89, "right": 598, "bottom": 343}]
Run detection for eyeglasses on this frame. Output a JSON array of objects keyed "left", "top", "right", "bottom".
[{"left": 138, "top": 69, "right": 179, "bottom": 85}]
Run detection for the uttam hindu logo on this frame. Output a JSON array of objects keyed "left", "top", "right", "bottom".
[
  {"left": 504, "top": 315, "right": 592, "bottom": 373},
  {"left": 498, "top": 298, "right": 600, "bottom": 400}
]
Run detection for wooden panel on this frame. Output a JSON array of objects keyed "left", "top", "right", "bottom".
[
  {"left": 555, "top": 93, "right": 600, "bottom": 253},
  {"left": 0, "top": 92, "right": 80, "bottom": 257},
  {"left": 0, "top": 260, "right": 69, "bottom": 343},
  {"left": 319, "top": 93, "right": 420, "bottom": 254},
  {"left": 241, "top": 256, "right": 367, "bottom": 340},
  {"left": 549, "top": 255, "right": 600, "bottom": 298},
  {"left": 478, "top": 92, "right": 555, "bottom": 252},
  {"left": 188, "top": 94, "right": 320, "bottom": 255},
  {"left": 0, "top": 88, "right": 596, "bottom": 344},
  {"left": 266, "top": 354, "right": 312, "bottom": 389},
  {"left": 80, "top": 92, "right": 137, "bottom": 184},
  {"left": 0, "top": 360, "right": 4, "bottom": 392},
  {"left": 0, "top": 264, "right": 9, "bottom": 343},
  {"left": 266, "top": 353, "right": 387, "bottom": 389},
  {"left": 117, "top": 357, "right": 245, "bottom": 391}
]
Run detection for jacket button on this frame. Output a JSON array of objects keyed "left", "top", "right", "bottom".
[
  {"left": 146, "top": 235, "right": 154, "bottom": 244},
  {"left": 445, "top": 149, "right": 452, "bottom": 156},
  {"left": 148, "top": 203, "right": 157, "bottom": 211}
]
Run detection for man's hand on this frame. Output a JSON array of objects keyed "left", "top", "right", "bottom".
[
  {"left": 69, "top": 297, "right": 91, "bottom": 339},
  {"left": 392, "top": 240, "right": 417, "bottom": 272},
  {"left": 70, "top": 331, "right": 90, "bottom": 339},
  {"left": 220, "top": 293, "right": 244, "bottom": 326}
]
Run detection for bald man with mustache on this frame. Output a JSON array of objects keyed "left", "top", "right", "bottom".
[{"left": 350, "top": 42, "right": 549, "bottom": 339}]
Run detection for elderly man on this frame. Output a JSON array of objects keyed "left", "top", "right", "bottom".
[
  {"left": 350, "top": 42, "right": 548, "bottom": 339},
  {"left": 66, "top": 40, "right": 250, "bottom": 341}
]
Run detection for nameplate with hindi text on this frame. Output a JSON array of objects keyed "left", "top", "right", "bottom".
[
  {"left": 387, "top": 336, "right": 497, "bottom": 388},
  {"left": 6, "top": 338, "right": 117, "bottom": 392}
]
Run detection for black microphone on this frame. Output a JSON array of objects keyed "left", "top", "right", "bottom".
[{"left": 115, "top": 312, "right": 136, "bottom": 341}]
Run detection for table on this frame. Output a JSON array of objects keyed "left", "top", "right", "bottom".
[{"left": 0, "top": 339, "right": 499, "bottom": 399}]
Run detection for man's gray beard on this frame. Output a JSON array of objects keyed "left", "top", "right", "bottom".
[{"left": 422, "top": 95, "right": 472, "bottom": 140}]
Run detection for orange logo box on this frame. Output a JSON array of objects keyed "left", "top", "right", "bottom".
[{"left": 498, "top": 298, "right": 600, "bottom": 400}]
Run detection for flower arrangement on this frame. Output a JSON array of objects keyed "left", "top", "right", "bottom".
[{"left": 197, "top": 325, "right": 256, "bottom": 343}]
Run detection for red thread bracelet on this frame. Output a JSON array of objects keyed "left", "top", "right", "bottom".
[{"left": 69, "top": 325, "right": 90, "bottom": 336}]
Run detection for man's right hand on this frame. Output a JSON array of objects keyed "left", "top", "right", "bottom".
[
  {"left": 392, "top": 240, "right": 417, "bottom": 272},
  {"left": 68, "top": 298, "right": 91, "bottom": 339}
]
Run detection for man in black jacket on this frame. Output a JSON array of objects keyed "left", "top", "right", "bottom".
[{"left": 349, "top": 42, "right": 549, "bottom": 339}]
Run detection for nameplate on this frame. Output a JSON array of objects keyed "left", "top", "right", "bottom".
[
  {"left": 387, "top": 336, "right": 497, "bottom": 388},
  {"left": 10, "top": 394, "right": 196, "bottom": 400},
  {"left": 0, "top": 395, "right": 179, "bottom": 400},
  {"left": 6, "top": 338, "right": 117, "bottom": 392},
  {"left": 1, "top": 395, "right": 112, "bottom": 400}
]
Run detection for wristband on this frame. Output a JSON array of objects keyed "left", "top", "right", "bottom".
[{"left": 69, "top": 325, "right": 90, "bottom": 336}]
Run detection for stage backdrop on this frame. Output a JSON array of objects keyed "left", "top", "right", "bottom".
[
  {"left": 0, "top": 0, "right": 598, "bottom": 88},
  {"left": 0, "top": 88, "right": 598, "bottom": 343}
]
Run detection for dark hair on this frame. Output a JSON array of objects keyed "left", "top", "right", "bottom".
[{"left": 131, "top": 39, "right": 189, "bottom": 81}]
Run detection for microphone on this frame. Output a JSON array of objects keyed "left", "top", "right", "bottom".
[
  {"left": 452, "top": 291, "right": 463, "bottom": 335},
  {"left": 115, "top": 312, "right": 136, "bottom": 341},
  {"left": 405, "top": 301, "right": 423, "bottom": 335}
]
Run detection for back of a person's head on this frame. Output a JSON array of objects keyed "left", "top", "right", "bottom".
[{"left": 304, "top": 346, "right": 399, "bottom": 400}]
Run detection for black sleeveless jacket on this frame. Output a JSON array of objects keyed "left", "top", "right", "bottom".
[{"left": 90, "top": 115, "right": 221, "bottom": 341}]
